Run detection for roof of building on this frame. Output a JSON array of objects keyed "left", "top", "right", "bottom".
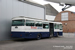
[
  {"left": 18, "top": 0, "right": 45, "bottom": 8},
  {"left": 44, "top": 4, "right": 58, "bottom": 16}
]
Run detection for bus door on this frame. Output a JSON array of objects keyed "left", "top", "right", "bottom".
[{"left": 49, "top": 23, "right": 54, "bottom": 37}]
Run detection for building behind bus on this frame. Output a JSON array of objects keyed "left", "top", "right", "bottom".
[{"left": 54, "top": 11, "right": 75, "bottom": 33}]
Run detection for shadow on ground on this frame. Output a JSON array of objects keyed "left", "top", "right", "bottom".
[{"left": 0, "top": 36, "right": 62, "bottom": 45}]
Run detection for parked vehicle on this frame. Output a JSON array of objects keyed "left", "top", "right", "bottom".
[{"left": 11, "top": 16, "right": 63, "bottom": 39}]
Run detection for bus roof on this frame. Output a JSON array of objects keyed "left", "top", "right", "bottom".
[
  {"left": 12, "top": 16, "right": 51, "bottom": 22},
  {"left": 51, "top": 22, "right": 62, "bottom": 24},
  {"left": 12, "top": 16, "right": 62, "bottom": 24},
  {"left": 12, "top": 16, "right": 43, "bottom": 20}
]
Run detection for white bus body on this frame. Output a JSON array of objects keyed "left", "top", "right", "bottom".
[{"left": 11, "top": 17, "right": 63, "bottom": 39}]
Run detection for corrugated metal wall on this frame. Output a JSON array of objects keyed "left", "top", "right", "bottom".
[
  {"left": 44, "top": 4, "right": 58, "bottom": 16},
  {"left": 0, "top": 0, "right": 45, "bottom": 41}
]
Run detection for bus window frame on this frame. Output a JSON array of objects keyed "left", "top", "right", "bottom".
[
  {"left": 43, "top": 22, "right": 49, "bottom": 29},
  {"left": 54, "top": 24, "right": 59, "bottom": 29},
  {"left": 59, "top": 24, "right": 63, "bottom": 30},
  {"left": 12, "top": 19, "right": 25, "bottom": 26},
  {"left": 54, "top": 23, "right": 62, "bottom": 30},
  {"left": 26, "top": 19, "right": 35, "bottom": 26},
  {"left": 35, "top": 21, "right": 43, "bottom": 27}
]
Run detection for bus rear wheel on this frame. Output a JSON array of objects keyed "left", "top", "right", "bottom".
[
  {"left": 56, "top": 33, "right": 59, "bottom": 37},
  {"left": 37, "top": 34, "right": 41, "bottom": 40}
]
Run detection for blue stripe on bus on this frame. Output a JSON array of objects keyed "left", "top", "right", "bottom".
[{"left": 11, "top": 32, "right": 63, "bottom": 39}]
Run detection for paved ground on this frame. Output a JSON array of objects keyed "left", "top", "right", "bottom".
[{"left": 0, "top": 33, "right": 75, "bottom": 50}]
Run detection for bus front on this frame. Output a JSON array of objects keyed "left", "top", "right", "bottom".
[{"left": 11, "top": 19, "right": 25, "bottom": 38}]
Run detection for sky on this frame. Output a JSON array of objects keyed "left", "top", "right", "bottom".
[
  {"left": 29, "top": 0, "right": 75, "bottom": 12},
  {"left": 28, "top": 0, "right": 75, "bottom": 21}
]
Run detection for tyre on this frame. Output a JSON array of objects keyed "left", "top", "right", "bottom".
[{"left": 37, "top": 34, "right": 41, "bottom": 40}]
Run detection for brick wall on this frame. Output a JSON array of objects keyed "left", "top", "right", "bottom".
[{"left": 55, "top": 11, "right": 75, "bottom": 33}]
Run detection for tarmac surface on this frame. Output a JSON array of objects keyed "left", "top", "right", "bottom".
[{"left": 0, "top": 33, "right": 75, "bottom": 50}]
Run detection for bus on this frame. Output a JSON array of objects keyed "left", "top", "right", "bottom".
[{"left": 11, "top": 16, "right": 63, "bottom": 39}]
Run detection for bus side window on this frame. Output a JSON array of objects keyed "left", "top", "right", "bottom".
[
  {"left": 54, "top": 24, "right": 56, "bottom": 29},
  {"left": 54, "top": 24, "right": 59, "bottom": 29},
  {"left": 59, "top": 24, "right": 62, "bottom": 30},
  {"left": 26, "top": 20, "right": 35, "bottom": 26},
  {"left": 43, "top": 22, "right": 49, "bottom": 29},
  {"left": 35, "top": 21, "right": 42, "bottom": 27},
  {"left": 57, "top": 24, "right": 59, "bottom": 29}
]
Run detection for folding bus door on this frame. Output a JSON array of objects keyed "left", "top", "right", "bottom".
[{"left": 49, "top": 23, "right": 54, "bottom": 37}]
